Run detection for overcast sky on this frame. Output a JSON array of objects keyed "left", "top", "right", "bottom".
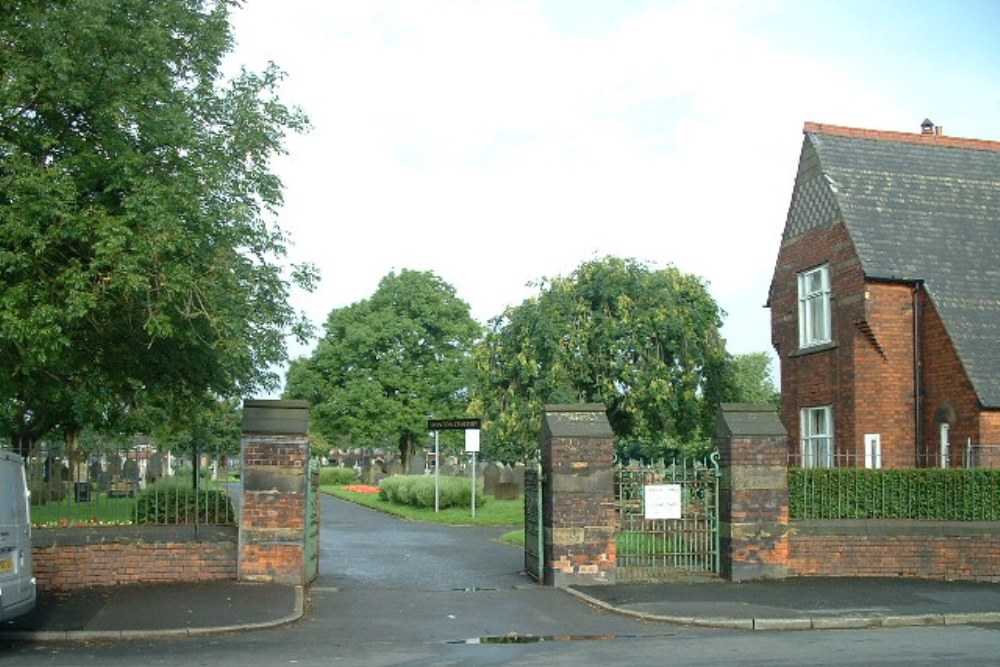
[{"left": 224, "top": 0, "right": 1000, "bottom": 391}]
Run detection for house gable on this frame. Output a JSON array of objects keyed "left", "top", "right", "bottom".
[{"left": 792, "top": 123, "right": 1000, "bottom": 409}]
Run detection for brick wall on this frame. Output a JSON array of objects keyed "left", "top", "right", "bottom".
[
  {"left": 32, "top": 526, "right": 237, "bottom": 591},
  {"left": 772, "top": 221, "right": 870, "bottom": 458},
  {"left": 787, "top": 521, "right": 1000, "bottom": 582},
  {"left": 919, "top": 294, "right": 983, "bottom": 464}
]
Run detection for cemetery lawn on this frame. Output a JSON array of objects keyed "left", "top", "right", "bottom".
[{"left": 323, "top": 485, "right": 523, "bottom": 526}]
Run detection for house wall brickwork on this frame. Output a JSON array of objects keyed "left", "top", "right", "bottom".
[
  {"left": 770, "top": 220, "right": 922, "bottom": 463},
  {"left": 919, "top": 294, "right": 984, "bottom": 465}
]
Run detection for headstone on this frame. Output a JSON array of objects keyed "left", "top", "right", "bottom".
[
  {"left": 495, "top": 481, "right": 519, "bottom": 500},
  {"left": 410, "top": 454, "right": 426, "bottom": 475},
  {"left": 483, "top": 463, "right": 501, "bottom": 496},
  {"left": 511, "top": 464, "right": 526, "bottom": 497},
  {"left": 386, "top": 460, "right": 404, "bottom": 477}
]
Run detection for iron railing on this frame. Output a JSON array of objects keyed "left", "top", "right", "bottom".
[{"left": 23, "top": 443, "right": 237, "bottom": 527}]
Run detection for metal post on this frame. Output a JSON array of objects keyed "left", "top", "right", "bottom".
[
  {"left": 434, "top": 430, "right": 440, "bottom": 513},
  {"left": 471, "top": 451, "right": 477, "bottom": 520},
  {"left": 536, "top": 457, "right": 544, "bottom": 584}
]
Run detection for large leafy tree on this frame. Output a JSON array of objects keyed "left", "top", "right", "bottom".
[
  {"left": 0, "top": 1, "right": 314, "bottom": 456},
  {"left": 285, "top": 270, "right": 480, "bottom": 469},
  {"left": 471, "top": 256, "right": 731, "bottom": 462},
  {"left": 726, "top": 352, "right": 780, "bottom": 407}
]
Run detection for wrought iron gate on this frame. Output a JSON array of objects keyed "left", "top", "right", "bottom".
[
  {"left": 615, "top": 453, "right": 720, "bottom": 581},
  {"left": 304, "top": 460, "right": 320, "bottom": 583}
]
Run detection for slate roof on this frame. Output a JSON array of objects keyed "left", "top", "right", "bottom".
[{"left": 787, "top": 123, "right": 1000, "bottom": 408}]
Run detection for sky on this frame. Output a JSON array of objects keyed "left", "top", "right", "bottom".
[{"left": 223, "top": 0, "right": 1000, "bottom": 392}]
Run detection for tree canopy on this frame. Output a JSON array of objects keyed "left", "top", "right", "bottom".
[
  {"left": 471, "top": 256, "right": 733, "bottom": 462},
  {"left": 284, "top": 270, "right": 480, "bottom": 468},
  {"left": 0, "top": 0, "right": 314, "bottom": 454}
]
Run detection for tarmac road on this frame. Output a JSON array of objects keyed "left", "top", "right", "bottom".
[{"left": 4, "top": 495, "right": 1000, "bottom": 666}]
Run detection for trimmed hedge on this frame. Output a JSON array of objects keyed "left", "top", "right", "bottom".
[
  {"left": 320, "top": 467, "right": 358, "bottom": 486},
  {"left": 789, "top": 467, "right": 1000, "bottom": 520},
  {"left": 379, "top": 474, "right": 485, "bottom": 509},
  {"left": 135, "top": 479, "right": 235, "bottom": 524}
]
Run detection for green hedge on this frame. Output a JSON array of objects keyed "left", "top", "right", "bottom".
[
  {"left": 789, "top": 467, "right": 1000, "bottom": 520},
  {"left": 135, "top": 479, "right": 235, "bottom": 524},
  {"left": 379, "top": 475, "right": 485, "bottom": 509},
  {"left": 320, "top": 467, "right": 358, "bottom": 486}
]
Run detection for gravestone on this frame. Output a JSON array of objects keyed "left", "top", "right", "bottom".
[
  {"left": 494, "top": 481, "right": 519, "bottom": 500},
  {"left": 410, "top": 454, "right": 426, "bottom": 475},
  {"left": 483, "top": 463, "right": 501, "bottom": 496},
  {"left": 511, "top": 463, "right": 526, "bottom": 497}
]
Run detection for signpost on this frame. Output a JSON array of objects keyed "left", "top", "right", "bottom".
[{"left": 427, "top": 419, "right": 481, "bottom": 516}]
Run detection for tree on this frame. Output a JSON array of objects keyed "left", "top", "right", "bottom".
[
  {"left": 285, "top": 270, "right": 480, "bottom": 469},
  {"left": 726, "top": 352, "right": 780, "bottom": 406},
  {"left": 471, "top": 256, "right": 731, "bottom": 462},
  {"left": 0, "top": 1, "right": 315, "bottom": 457}
]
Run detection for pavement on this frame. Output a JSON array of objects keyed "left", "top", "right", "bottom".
[{"left": 3, "top": 576, "right": 1000, "bottom": 641}]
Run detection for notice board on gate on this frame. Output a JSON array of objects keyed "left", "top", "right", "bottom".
[{"left": 644, "top": 484, "right": 682, "bottom": 520}]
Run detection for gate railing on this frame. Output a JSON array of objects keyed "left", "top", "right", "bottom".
[{"left": 615, "top": 453, "right": 721, "bottom": 580}]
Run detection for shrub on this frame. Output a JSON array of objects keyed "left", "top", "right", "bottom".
[
  {"left": 378, "top": 475, "right": 485, "bottom": 509},
  {"left": 320, "top": 467, "right": 359, "bottom": 486},
  {"left": 135, "top": 478, "right": 235, "bottom": 524}
]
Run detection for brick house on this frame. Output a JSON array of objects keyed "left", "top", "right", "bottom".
[{"left": 768, "top": 121, "right": 1000, "bottom": 468}]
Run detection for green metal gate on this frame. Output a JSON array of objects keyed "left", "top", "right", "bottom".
[
  {"left": 615, "top": 453, "right": 720, "bottom": 581},
  {"left": 304, "top": 460, "right": 320, "bottom": 583}
]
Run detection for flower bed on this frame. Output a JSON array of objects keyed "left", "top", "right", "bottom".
[{"left": 343, "top": 484, "right": 381, "bottom": 494}]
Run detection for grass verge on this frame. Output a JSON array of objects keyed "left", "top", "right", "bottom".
[{"left": 323, "top": 485, "right": 523, "bottom": 526}]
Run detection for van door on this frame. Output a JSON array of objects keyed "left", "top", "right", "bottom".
[{"left": 0, "top": 451, "right": 36, "bottom": 621}]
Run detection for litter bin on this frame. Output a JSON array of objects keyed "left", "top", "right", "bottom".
[{"left": 74, "top": 482, "right": 91, "bottom": 502}]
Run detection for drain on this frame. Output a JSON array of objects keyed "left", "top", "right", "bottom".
[
  {"left": 451, "top": 587, "right": 498, "bottom": 592},
  {"left": 449, "top": 633, "right": 653, "bottom": 644}
]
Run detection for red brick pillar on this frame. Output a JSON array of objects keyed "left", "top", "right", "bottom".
[
  {"left": 714, "top": 403, "right": 790, "bottom": 582},
  {"left": 540, "top": 404, "right": 617, "bottom": 586},
  {"left": 239, "top": 400, "right": 311, "bottom": 585}
]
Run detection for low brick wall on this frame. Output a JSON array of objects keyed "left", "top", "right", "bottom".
[
  {"left": 32, "top": 525, "right": 238, "bottom": 591},
  {"left": 787, "top": 520, "right": 1000, "bottom": 582}
]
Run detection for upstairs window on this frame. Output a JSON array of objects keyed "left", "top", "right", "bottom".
[
  {"left": 801, "top": 406, "right": 833, "bottom": 468},
  {"left": 798, "top": 264, "right": 831, "bottom": 348}
]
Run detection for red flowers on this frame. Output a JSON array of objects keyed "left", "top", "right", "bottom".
[{"left": 344, "top": 484, "right": 380, "bottom": 494}]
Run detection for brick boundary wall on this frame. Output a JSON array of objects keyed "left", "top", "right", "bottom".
[
  {"left": 787, "top": 521, "right": 1000, "bottom": 582},
  {"left": 32, "top": 526, "right": 237, "bottom": 591}
]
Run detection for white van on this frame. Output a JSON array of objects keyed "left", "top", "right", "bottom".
[{"left": 0, "top": 450, "right": 35, "bottom": 621}]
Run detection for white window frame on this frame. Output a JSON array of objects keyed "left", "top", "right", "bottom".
[
  {"left": 801, "top": 406, "right": 833, "bottom": 468},
  {"left": 798, "top": 264, "right": 831, "bottom": 348}
]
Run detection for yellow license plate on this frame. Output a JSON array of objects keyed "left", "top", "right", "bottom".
[{"left": 0, "top": 557, "right": 13, "bottom": 573}]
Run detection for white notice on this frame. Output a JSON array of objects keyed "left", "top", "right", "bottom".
[
  {"left": 465, "top": 429, "right": 480, "bottom": 453},
  {"left": 644, "top": 484, "right": 682, "bottom": 520}
]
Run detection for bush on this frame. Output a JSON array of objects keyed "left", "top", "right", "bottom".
[
  {"left": 320, "top": 467, "right": 359, "bottom": 486},
  {"left": 788, "top": 467, "right": 1000, "bottom": 520},
  {"left": 135, "top": 478, "right": 235, "bottom": 524},
  {"left": 378, "top": 475, "right": 485, "bottom": 509}
]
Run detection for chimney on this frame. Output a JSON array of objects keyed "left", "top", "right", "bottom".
[{"left": 920, "top": 118, "right": 943, "bottom": 136}]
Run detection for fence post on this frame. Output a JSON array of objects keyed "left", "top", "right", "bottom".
[
  {"left": 238, "top": 399, "right": 311, "bottom": 585},
  {"left": 714, "top": 403, "right": 790, "bottom": 582},
  {"left": 539, "top": 403, "right": 617, "bottom": 587}
]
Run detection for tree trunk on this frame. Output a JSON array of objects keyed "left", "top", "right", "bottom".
[{"left": 398, "top": 432, "right": 415, "bottom": 472}]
